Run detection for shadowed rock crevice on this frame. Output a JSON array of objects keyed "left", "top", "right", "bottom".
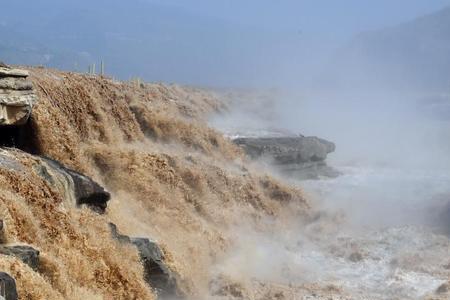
[
  {"left": 0, "top": 63, "right": 40, "bottom": 153},
  {"left": 0, "top": 121, "right": 41, "bottom": 154},
  {"left": 0, "top": 127, "right": 20, "bottom": 148}
]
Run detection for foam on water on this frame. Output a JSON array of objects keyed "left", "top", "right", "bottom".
[
  {"left": 294, "top": 226, "right": 449, "bottom": 299},
  {"left": 296, "top": 164, "right": 450, "bottom": 299}
]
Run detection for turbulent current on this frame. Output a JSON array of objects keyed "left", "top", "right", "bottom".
[
  {"left": 0, "top": 66, "right": 447, "bottom": 299},
  {"left": 210, "top": 90, "right": 450, "bottom": 299},
  {"left": 297, "top": 163, "right": 450, "bottom": 299}
]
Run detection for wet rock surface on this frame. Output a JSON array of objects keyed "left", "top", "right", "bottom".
[
  {"left": 109, "top": 223, "right": 182, "bottom": 299},
  {"left": 233, "top": 136, "right": 338, "bottom": 179},
  {"left": 40, "top": 157, "right": 111, "bottom": 213},
  {"left": 0, "top": 148, "right": 110, "bottom": 213},
  {"left": 0, "top": 150, "right": 24, "bottom": 172},
  {"left": 436, "top": 282, "right": 449, "bottom": 294},
  {"left": 0, "top": 245, "right": 40, "bottom": 270},
  {"left": 132, "top": 238, "right": 181, "bottom": 299},
  {"left": 0, "top": 64, "right": 36, "bottom": 126},
  {"left": 0, "top": 272, "right": 18, "bottom": 300},
  {"left": 234, "top": 136, "right": 335, "bottom": 163},
  {"left": 109, "top": 222, "right": 132, "bottom": 244}
]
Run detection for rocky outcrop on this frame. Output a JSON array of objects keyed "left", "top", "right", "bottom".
[
  {"left": 0, "top": 245, "right": 40, "bottom": 270},
  {"left": 109, "top": 223, "right": 182, "bottom": 299},
  {"left": 0, "top": 61, "right": 109, "bottom": 207},
  {"left": 39, "top": 158, "right": 111, "bottom": 213},
  {"left": 233, "top": 136, "right": 335, "bottom": 163},
  {"left": 0, "top": 148, "right": 110, "bottom": 213},
  {"left": 132, "top": 238, "right": 180, "bottom": 299},
  {"left": 0, "top": 63, "right": 36, "bottom": 126},
  {"left": 436, "top": 282, "right": 449, "bottom": 295},
  {"left": 109, "top": 223, "right": 132, "bottom": 244},
  {"left": 0, "top": 216, "right": 40, "bottom": 270},
  {"left": 233, "top": 136, "right": 339, "bottom": 180},
  {"left": 0, "top": 149, "right": 25, "bottom": 171},
  {"left": 0, "top": 272, "right": 18, "bottom": 300}
]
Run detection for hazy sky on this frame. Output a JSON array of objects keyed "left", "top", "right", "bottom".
[
  {"left": 3, "top": 0, "right": 450, "bottom": 87},
  {"left": 147, "top": 0, "right": 450, "bottom": 40}
]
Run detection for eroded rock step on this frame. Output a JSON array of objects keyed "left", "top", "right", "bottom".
[
  {"left": 0, "top": 218, "right": 35, "bottom": 299},
  {"left": 0, "top": 63, "right": 36, "bottom": 126},
  {"left": 109, "top": 223, "right": 183, "bottom": 299},
  {"left": 38, "top": 157, "right": 111, "bottom": 213},
  {"left": 234, "top": 136, "right": 339, "bottom": 180},
  {"left": 0, "top": 272, "right": 18, "bottom": 300},
  {"left": 0, "top": 245, "right": 39, "bottom": 271}
]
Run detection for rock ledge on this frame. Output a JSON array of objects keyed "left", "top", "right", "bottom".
[{"left": 0, "top": 63, "right": 37, "bottom": 126}]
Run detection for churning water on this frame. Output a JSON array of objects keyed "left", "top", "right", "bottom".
[{"left": 298, "top": 163, "right": 450, "bottom": 299}]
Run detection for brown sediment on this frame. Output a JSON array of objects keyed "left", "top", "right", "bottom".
[
  {"left": 0, "top": 152, "right": 154, "bottom": 299},
  {"left": 0, "top": 67, "right": 311, "bottom": 299}
]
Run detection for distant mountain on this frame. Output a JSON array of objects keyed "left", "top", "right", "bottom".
[
  {"left": 326, "top": 6, "right": 450, "bottom": 93},
  {"left": 0, "top": 0, "right": 302, "bottom": 87},
  {"left": 0, "top": 0, "right": 224, "bottom": 79}
]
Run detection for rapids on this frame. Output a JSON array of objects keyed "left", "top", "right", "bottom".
[{"left": 296, "top": 163, "right": 450, "bottom": 299}]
